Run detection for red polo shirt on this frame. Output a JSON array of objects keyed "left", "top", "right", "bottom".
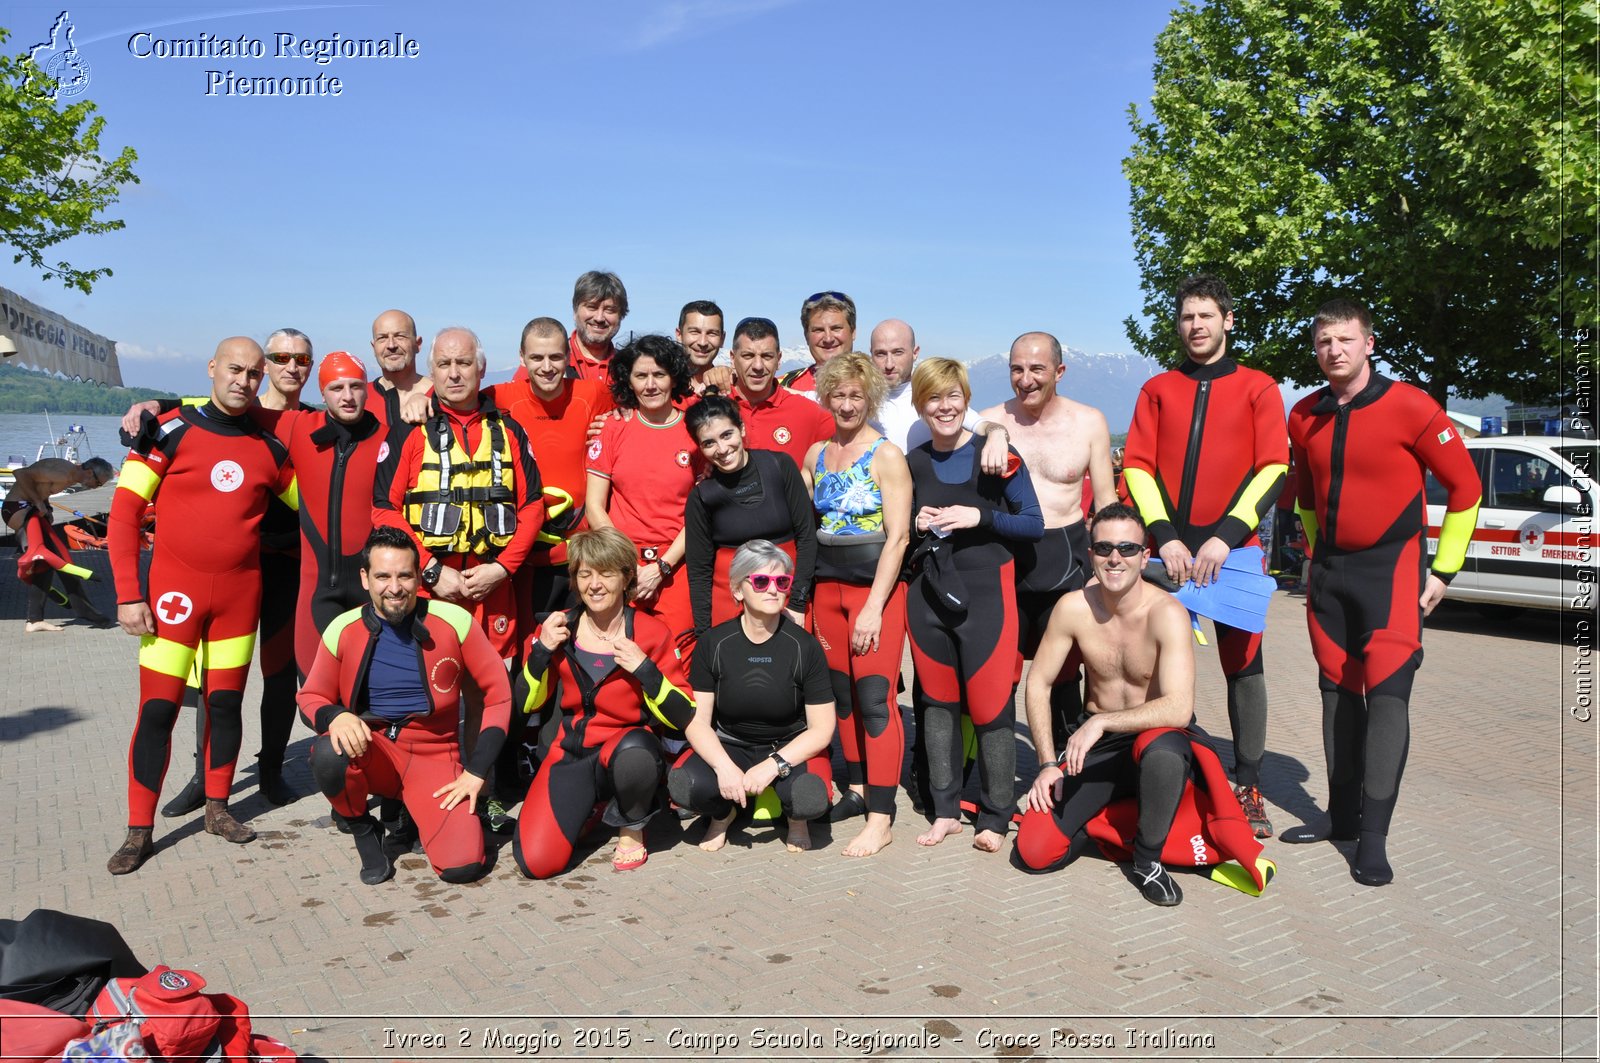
[{"left": 735, "top": 386, "right": 834, "bottom": 470}]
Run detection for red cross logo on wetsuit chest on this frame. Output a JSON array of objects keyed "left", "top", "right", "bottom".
[{"left": 156, "top": 592, "right": 193, "bottom": 625}]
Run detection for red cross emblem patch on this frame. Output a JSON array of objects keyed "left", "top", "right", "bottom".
[{"left": 156, "top": 591, "right": 193, "bottom": 625}]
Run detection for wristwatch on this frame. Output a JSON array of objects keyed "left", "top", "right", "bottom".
[
  {"left": 768, "top": 751, "right": 792, "bottom": 778},
  {"left": 420, "top": 558, "right": 443, "bottom": 588},
  {"left": 656, "top": 558, "right": 674, "bottom": 581}
]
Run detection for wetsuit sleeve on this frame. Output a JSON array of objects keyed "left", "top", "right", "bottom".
[
  {"left": 1213, "top": 380, "right": 1289, "bottom": 548},
  {"left": 372, "top": 430, "right": 434, "bottom": 566},
  {"left": 461, "top": 623, "right": 511, "bottom": 777},
  {"left": 1290, "top": 433, "right": 1321, "bottom": 556},
  {"left": 1413, "top": 410, "right": 1482, "bottom": 581},
  {"left": 630, "top": 625, "right": 694, "bottom": 731},
  {"left": 980, "top": 450, "right": 1045, "bottom": 541},
  {"left": 519, "top": 638, "right": 557, "bottom": 716},
  {"left": 490, "top": 419, "right": 546, "bottom": 574},
  {"left": 684, "top": 488, "right": 714, "bottom": 635},
  {"left": 108, "top": 449, "right": 163, "bottom": 603},
  {"left": 781, "top": 458, "right": 818, "bottom": 609},
  {"left": 297, "top": 628, "right": 350, "bottom": 734},
  {"left": 1122, "top": 383, "right": 1179, "bottom": 547}
]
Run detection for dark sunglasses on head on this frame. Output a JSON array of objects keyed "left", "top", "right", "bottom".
[
  {"left": 735, "top": 316, "right": 776, "bottom": 332},
  {"left": 1091, "top": 540, "right": 1145, "bottom": 558},
  {"left": 747, "top": 573, "right": 793, "bottom": 592},
  {"left": 805, "top": 290, "right": 852, "bottom": 305},
  {"left": 267, "top": 352, "right": 313, "bottom": 367}
]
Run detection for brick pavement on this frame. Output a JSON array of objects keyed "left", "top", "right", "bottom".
[{"left": 2, "top": 548, "right": 1594, "bottom": 1061}]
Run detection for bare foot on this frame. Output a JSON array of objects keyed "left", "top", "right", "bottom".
[
  {"left": 842, "top": 814, "right": 893, "bottom": 858},
  {"left": 24, "top": 620, "right": 64, "bottom": 633},
  {"left": 698, "top": 810, "right": 737, "bottom": 852},
  {"left": 785, "top": 820, "right": 811, "bottom": 853},
  {"left": 971, "top": 829, "right": 1004, "bottom": 853},
  {"left": 916, "top": 817, "right": 964, "bottom": 846}
]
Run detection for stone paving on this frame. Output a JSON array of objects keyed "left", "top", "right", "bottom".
[{"left": 2, "top": 544, "right": 1594, "bottom": 1061}]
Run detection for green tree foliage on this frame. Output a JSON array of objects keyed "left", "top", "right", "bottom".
[
  {"left": 1123, "top": 0, "right": 1594, "bottom": 403},
  {"left": 0, "top": 363, "right": 175, "bottom": 415},
  {"left": 0, "top": 26, "right": 139, "bottom": 294}
]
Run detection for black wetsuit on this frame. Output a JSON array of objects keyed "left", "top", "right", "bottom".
[
  {"left": 684, "top": 449, "right": 817, "bottom": 637},
  {"left": 669, "top": 615, "right": 834, "bottom": 822},
  {"left": 905, "top": 441, "right": 1043, "bottom": 836}
]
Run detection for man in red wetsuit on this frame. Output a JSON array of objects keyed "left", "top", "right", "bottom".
[
  {"left": 727, "top": 316, "right": 835, "bottom": 470},
  {"left": 301, "top": 526, "right": 511, "bottom": 884},
  {"left": 372, "top": 326, "right": 544, "bottom": 771},
  {"left": 1123, "top": 274, "right": 1288, "bottom": 838},
  {"left": 106, "top": 337, "right": 298, "bottom": 874},
  {"left": 1282, "top": 298, "right": 1481, "bottom": 886},
  {"left": 780, "top": 290, "right": 856, "bottom": 396}
]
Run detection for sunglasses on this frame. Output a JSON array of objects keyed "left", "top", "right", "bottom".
[
  {"left": 747, "top": 573, "right": 793, "bottom": 592},
  {"left": 1091, "top": 540, "right": 1145, "bottom": 558},
  {"left": 267, "top": 352, "right": 313, "bottom": 367},
  {"left": 804, "top": 290, "right": 853, "bottom": 306},
  {"left": 735, "top": 316, "right": 777, "bottom": 332}
]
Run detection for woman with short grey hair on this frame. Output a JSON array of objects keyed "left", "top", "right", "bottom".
[{"left": 669, "top": 540, "right": 836, "bottom": 853}]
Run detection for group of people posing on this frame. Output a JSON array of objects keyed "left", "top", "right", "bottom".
[{"left": 84, "top": 271, "right": 1481, "bottom": 905}]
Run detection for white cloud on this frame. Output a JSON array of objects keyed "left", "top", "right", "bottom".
[
  {"left": 623, "top": 0, "right": 799, "bottom": 52},
  {"left": 116, "top": 341, "right": 199, "bottom": 364}
]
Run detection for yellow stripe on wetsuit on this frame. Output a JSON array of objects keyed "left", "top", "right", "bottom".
[
  {"left": 1123, "top": 467, "right": 1169, "bottom": 525},
  {"left": 1433, "top": 502, "right": 1480, "bottom": 576},
  {"left": 117, "top": 460, "right": 162, "bottom": 503},
  {"left": 1228, "top": 463, "right": 1287, "bottom": 531}
]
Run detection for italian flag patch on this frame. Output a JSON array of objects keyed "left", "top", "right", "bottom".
[{"left": 1437, "top": 428, "right": 1454, "bottom": 444}]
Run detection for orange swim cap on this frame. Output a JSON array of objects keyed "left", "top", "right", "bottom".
[{"left": 318, "top": 350, "right": 367, "bottom": 390}]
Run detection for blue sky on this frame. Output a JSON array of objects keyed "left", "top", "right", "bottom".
[{"left": 2, "top": 1, "right": 1176, "bottom": 392}]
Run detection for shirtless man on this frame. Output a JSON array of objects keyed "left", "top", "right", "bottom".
[
  {"left": 5, "top": 456, "right": 115, "bottom": 631},
  {"left": 979, "top": 331, "right": 1115, "bottom": 737},
  {"left": 1014, "top": 503, "right": 1198, "bottom": 906}
]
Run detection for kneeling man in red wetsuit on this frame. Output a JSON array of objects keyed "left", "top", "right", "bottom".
[{"left": 299, "top": 527, "right": 511, "bottom": 884}]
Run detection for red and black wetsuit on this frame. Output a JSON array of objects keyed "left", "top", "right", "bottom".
[
  {"left": 1123, "top": 355, "right": 1287, "bottom": 789},
  {"left": 511, "top": 608, "right": 694, "bottom": 879},
  {"left": 684, "top": 448, "right": 817, "bottom": 638},
  {"left": 300, "top": 599, "right": 510, "bottom": 881},
  {"left": 109, "top": 404, "right": 297, "bottom": 828},
  {"left": 906, "top": 441, "right": 1043, "bottom": 836},
  {"left": 1287, "top": 373, "right": 1479, "bottom": 840}
]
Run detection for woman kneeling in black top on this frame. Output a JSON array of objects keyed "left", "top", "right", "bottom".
[{"left": 668, "top": 539, "right": 836, "bottom": 852}]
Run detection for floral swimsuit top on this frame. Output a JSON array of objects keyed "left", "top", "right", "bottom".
[{"left": 813, "top": 437, "right": 886, "bottom": 536}]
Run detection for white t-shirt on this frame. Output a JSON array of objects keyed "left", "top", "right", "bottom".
[{"left": 872, "top": 381, "right": 979, "bottom": 451}]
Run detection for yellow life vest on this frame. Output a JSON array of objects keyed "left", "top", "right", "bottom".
[{"left": 403, "top": 411, "right": 518, "bottom": 555}]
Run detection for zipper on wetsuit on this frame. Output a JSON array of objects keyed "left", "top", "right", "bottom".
[
  {"left": 1325, "top": 403, "right": 1351, "bottom": 549},
  {"left": 327, "top": 438, "right": 352, "bottom": 590},
  {"left": 1175, "top": 379, "right": 1212, "bottom": 536}
]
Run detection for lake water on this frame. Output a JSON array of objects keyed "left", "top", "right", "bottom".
[{"left": 0, "top": 413, "right": 129, "bottom": 467}]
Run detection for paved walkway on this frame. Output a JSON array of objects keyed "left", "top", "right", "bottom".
[{"left": 3, "top": 549, "right": 1594, "bottom": 1062}]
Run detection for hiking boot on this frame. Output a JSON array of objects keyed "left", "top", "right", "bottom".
[
  {"left": 203, "top": 799, "right": 256, "bottom": 844},
  {"left": 107, "top": 828, "right": 154, "bottom": 875},
  {"left": 1235, "top": 784, "right": 1274, "bottom": 839},
  {"left": 161, "top": 767, "right": 206, "bottom": 818},
  {"left": 1132, "top": 859, "right": 1183, "bottom": 906}
]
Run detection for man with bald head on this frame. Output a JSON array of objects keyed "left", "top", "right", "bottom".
[
  {"left": 373, "top": 327, "right": 545, "bottom": 663},
  {"left": 371, "top": 309, "right": 428, "bottom": 398},
  {"left": 106, "top": 338, "right": 299, "bottom": 873},
  {"left": 979, "top": 332, "right": 1116, "bottom": 739}
]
